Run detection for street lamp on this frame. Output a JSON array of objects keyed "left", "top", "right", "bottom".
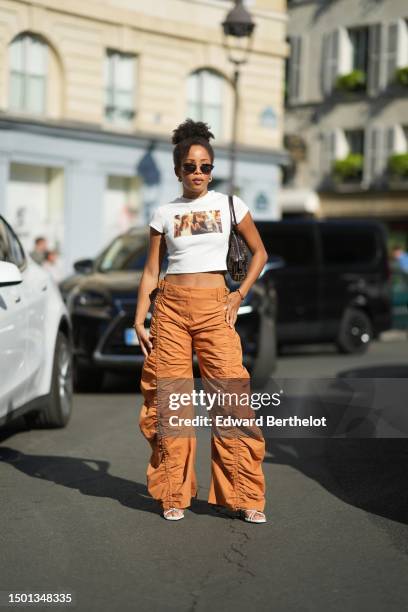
[{"left": 221, "top": 0, "right": 256, "bottom": 195}]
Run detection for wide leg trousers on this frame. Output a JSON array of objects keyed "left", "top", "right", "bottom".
[{"left": 138, "top": 278, "right": 266, "bottom": 512}]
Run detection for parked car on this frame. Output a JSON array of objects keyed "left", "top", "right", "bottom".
[
  {"left": 256, "top": 218, "right": 392, "bottom": 354},
  {"left": 59, "top": 227, "right": 281, "bottom": 392},
  {"left": 0, "top": 215, "right": 73, "bottom": 427}
]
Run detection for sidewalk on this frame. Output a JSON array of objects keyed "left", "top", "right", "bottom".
[{"left": 379, "top": 329, "right": 408, "bottom": 342}]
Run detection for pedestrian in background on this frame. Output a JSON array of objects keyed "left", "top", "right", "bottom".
[
  {"left": 42, "top": 249, "right": 65, "bottom": 283},
  {"left": 391, "top": 245, "right": 408, "bottom": 273},
  {"left": 29, "top": 236, "right": 48, "bottom": 265}
]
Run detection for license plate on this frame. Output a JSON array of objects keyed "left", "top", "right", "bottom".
[{"left": 124, "top": 327, "right": 150, "bottom": 346}]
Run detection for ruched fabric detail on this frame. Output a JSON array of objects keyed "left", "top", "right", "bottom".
[{"left": 138, "top": 279, "right": 266, "bottom": 512}]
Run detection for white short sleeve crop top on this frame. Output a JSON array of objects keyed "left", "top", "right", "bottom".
[{"left": 148, "top": 190, "right": 250, "bottom": 274}]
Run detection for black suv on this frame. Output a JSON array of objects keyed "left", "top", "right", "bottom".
[
  {"left": 256, "top": 218, "right": 392, "bottom": 354},
  {"left": 59, "top": 228, "right": 280, "bottom": 391}
]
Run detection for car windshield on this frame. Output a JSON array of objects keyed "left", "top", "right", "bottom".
[{"left": 97, "top": 234, "right": 148, "bottom": 272}]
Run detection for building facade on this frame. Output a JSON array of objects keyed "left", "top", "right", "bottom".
[
  {"left": 283, "top": 0, "right": 408, "bottom": 248},
  {"left": 0, "top": 0, "right": 288, "bottom": 273}
]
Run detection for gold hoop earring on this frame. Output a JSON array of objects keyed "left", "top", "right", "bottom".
[{"left": 209, "top": 177, "right": 213, "bottom": 182}]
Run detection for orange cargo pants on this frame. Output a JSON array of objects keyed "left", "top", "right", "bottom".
[{"left": 138, "top": 278, "right": 266, "bottom": 512}]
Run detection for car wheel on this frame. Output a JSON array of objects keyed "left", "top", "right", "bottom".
[
  {"left": 335, "top": 307, "right": 373, "bottom": 354},
  {"left": 25, "top": 331, "right": 73, "bottom": 428},
  {"left": 73, "top": 361, "right": 105, "bottom": 393}
]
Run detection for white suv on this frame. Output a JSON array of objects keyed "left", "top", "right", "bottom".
[{"left": 0, "top": 215, "right": 73, "bottom": 427}]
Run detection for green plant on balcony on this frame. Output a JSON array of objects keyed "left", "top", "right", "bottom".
[
  {"left": 395, "top": 67, "right": 408, "bottom": 87},
  {"left": 332, "top": 153, "right": 364, "bottom": 183},
  {"left": 388, "top": 153, "right": 408, "bottom": 179},
  {"left": 335, "top": 69, "right": 366, "bottom": 92}
]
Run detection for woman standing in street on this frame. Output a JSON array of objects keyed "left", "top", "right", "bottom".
[{"left": 134, "top": 118, "right": 269, "bottom": 523}]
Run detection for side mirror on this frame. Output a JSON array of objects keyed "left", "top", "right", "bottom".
[
  {"left": 73, "top": 258, "right": 94, "bottom": 274},
  {"left": 0, "top": 261, "right": 23, "bottom": 287}
]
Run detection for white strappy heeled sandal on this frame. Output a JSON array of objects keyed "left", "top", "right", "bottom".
[
  {"left": 163, "top": 507, "right": 185, "bottom": 521},
  {"left": 239, "top": 509, "right": 266, "bottom": 523}
]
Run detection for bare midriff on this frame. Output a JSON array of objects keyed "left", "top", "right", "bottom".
[{"left": 164, "top": 271, "right": 227, "bottom": 288}]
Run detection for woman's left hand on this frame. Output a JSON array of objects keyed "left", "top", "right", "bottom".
[{"left": 223, "top": 291, "right": 242, "bottom": 328}]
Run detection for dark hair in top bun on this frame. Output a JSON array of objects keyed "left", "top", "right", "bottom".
[{"left": 172, "top": 118, "right": 215, "bottom": 174}]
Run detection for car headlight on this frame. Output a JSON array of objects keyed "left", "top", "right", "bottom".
[
  {"left": 68, "top": 288, "right": 109, "bottom": 309},
  {"left": 75, "top": 291, "right": 108, "bottom": 307}
]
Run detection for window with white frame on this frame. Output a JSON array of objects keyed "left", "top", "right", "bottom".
[
  {"left": 104, "top": 50, "right": 136, "bottom": 126},
  {"left": 358, "top": 125, "right": 408, "bottom": 184},
  {"left": 362, "top": 124, "right": 408, "bottom": 184},
  {"left": 9, "top": 33, "right": 48, "bottom": 114},
  {"left": 187, "top": 69, "right": 224, "bottom": 140},
  {"left": 323, "top": 21, "right": 408, "bottom": 97}
]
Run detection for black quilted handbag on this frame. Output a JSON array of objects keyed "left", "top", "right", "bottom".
[{"left": 226, "top": 194, "right": 250, "bottom": 282}]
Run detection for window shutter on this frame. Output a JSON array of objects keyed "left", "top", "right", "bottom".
[
  {"left": 320, "top": 130, "right": 338, "bottom": 177},
  {"left": 321, "top": 30, "right": 339, "bottom": 95},
  {"left": 380, "top": 125, "right": 407, "bottom": 181},
  {"left": 320, "top": 33, "right": 329, "bottom": 95},
  {"left": 363, "top": 126, "right": 373, "bottom": 185},
  {"left": 384, "top": 126, "right": 395, "bottom": 178},
  {"left": 329, "top": 131, "right": 337, "bottom": 169},
  {"left": 385, "top": 22, "right": 399, "bottom": 85},
  {"left": 368, "top": 24, "right": 382, "bottom": 95},
  {"left": 372, "top": 127, "right": 383, "bottom": 183},
  {"left": 330, "top": 30, "right": 340, "bottom": 92},
  {"left": 364, "top": 126, "right": 383, "bottom": 185},
  {"left": 398, "top": 19, "right": 408, "bottom": 67},
  {"left": 288, "top": 36, "right": 302, "bottom": 103}
]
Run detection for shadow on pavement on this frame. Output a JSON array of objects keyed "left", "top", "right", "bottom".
[
  {"left": 264, "top": 360, "right": 408, "bottom": 527},
  {"left": 0, "top": 443, "right": 233, "bottom": 521},
  {"left": 0, "top": 445, "right": 162, "bottom": 516}
]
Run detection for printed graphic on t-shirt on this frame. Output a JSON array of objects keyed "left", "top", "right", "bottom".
[{"left": 173, "top": 210, "right": 223, "bottom": 237}]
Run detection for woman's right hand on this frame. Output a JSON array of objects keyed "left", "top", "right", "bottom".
[{"left": 134, "top": 322, "right": 152, "bottom": 358}]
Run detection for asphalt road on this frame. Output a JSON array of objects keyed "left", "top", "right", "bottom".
[{"left": 1, "top": 337, "right": 408, "bottom": 612}]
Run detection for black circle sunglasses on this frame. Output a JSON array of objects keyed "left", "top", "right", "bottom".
[{"left": 182, "top": 163, "right": 214, "bottom": 175}]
